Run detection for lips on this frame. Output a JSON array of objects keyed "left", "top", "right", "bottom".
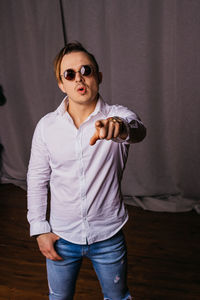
[{"left": 77, "top": 85, "right": 87, "bottom": 94}]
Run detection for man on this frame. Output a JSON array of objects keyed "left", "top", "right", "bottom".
[{"left": 27, "top": 42, "right": 146, "bottom": 300}]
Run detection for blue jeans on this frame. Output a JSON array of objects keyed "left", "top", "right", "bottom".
[{"left": 46, "top": 230, "right": 132, "bottom": 300}]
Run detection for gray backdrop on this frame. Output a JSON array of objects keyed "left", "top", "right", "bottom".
[{"left": 0, "top": 0, "right": 200, "bottom": 213}]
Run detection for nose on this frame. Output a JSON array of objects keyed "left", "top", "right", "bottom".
[{"left": 75, "top": 71, "right": 84, "bottom": 82}]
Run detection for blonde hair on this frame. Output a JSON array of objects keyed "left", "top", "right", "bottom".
[{"left": 54, "top": 41, "right": 99, "bottom": 83}]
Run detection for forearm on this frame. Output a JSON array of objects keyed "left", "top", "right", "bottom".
[
  {"left": 125, "top": 119, "right": 146, "bottom": 143},
  {"left": 27, "top": 178, "right": 51, "bottom": 236},
  {"left": 113, "top": 117, "right": 146, "bottom": 143},
  {"left": 27, "top": 119, "right": 52, "bottom": 236},
  {"left": 108, "top": 105, "right": 146, "bottom": 144}
]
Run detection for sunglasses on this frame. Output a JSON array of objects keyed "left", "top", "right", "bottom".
[{"left": 61, "top": 65, "right": 94, "bottom": 81}]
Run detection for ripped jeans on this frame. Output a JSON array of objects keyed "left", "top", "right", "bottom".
[{"left": 46, "top": 230, "right": 132, "bottom": 300}]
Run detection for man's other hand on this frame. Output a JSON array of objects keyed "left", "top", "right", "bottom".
[{"left": 36, "top": 232, "right": 63, "bottom": 261}]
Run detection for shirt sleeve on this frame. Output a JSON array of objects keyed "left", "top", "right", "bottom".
[
  {"left": 27, "top": 118, "right": 51, "bottom": 236},
  {"left": 110, "top": 105, "right": 146, "bottom": 143}
]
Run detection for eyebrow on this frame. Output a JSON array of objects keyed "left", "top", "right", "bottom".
[{"left": 64, "top": 64, "right": 93, "bottom": 70}]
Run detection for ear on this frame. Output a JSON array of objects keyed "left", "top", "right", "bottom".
[
  {"left": 58, "top": 81, "right": 66, "bottom": 93},
  {"left": 98, "top": 72, "right": 102, "bottom": 84}
]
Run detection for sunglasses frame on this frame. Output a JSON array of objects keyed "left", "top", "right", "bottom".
[{"left": 61, "top": 64, "right": 94, "bottom": 81}]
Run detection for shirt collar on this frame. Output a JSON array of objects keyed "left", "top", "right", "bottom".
[
  {"left": 56, "top": 95, "right": 68, "bottom": 116},
  {"left": 55, "top": 94, "right": 108, "bottom": 118}
]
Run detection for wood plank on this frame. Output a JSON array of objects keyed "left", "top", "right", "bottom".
[{"left": 0, "top": 184, "right": 200, "bottom": 299}]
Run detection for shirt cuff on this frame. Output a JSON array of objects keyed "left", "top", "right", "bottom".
[{"left": 30, "top": 220, "right": 51, "bottom": 237}]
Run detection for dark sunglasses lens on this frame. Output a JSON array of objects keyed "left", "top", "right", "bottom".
[
  {"left": 81, "top": 65, "right": 92, "bottom": 76},
  {"left": 63, "top": 65, "right": 92, "bottom": 80},
  {"left": 64, "top": 69, "right": 75, "bottom": 80}
]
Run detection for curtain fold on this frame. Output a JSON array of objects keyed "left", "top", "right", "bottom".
[{"left": 0, "top": 0, "right": 200, "bottom": 212}]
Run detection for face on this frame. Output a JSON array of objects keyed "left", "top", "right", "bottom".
[{"left": 58, "top": 51, "right": 102, "bottom": 107}]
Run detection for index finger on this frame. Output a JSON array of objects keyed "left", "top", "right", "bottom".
[
  {"left": 50, "top": 248, "right": 63, "bottom": 261},
  {"left": 89, "top": 120, "right": 104, "bottom": 146},
  {"left": 43, "top": 245, "right": 63, "bottom": 261},
  {"left": 90, "top": 131, "right": 99, "bottom": 146}
]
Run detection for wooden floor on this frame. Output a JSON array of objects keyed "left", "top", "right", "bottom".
[{"left": 0, "top": 184, "right": 200, "bottom": 300}]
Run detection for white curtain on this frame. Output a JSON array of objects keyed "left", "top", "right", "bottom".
[{"left": 0, "top": 0, "right": 200, "bottom": 213}]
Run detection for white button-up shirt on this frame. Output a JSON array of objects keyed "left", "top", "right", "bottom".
[{"left": 27, "top": 96, "right": 143, "bottom": 244}]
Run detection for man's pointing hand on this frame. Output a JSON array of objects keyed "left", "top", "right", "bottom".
[{"left": 90, "top": 117, "right": 127, "bottom": 146}]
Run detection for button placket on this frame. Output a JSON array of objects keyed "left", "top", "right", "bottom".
[{"left": 77, "top": 128, "right": 88, "bottom": 240}]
